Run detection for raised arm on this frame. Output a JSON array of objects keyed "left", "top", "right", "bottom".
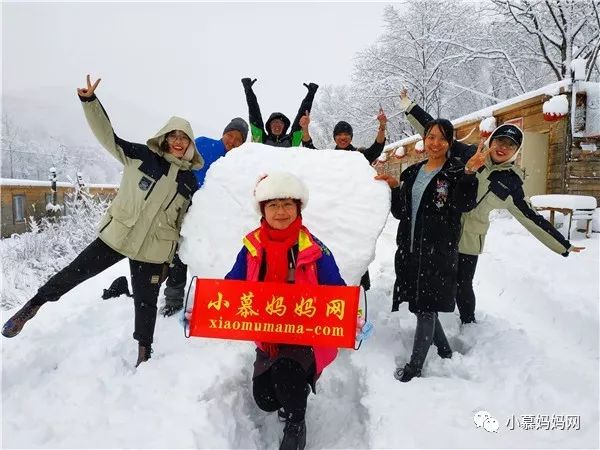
[
  {"left": 299, "top": 111, "right": 317, "bottom": 149},
  {"left": 400, "top": 89, "right": 432, "bottom": 136},
  {"left": 290, "top": 82, "right": 319, "bottom": 146},
  {"left": 77, "top": 75, "right": 149, "bottom": 165},
  {"left": 241, "top": 77, "right": 266, "bottom": 143},
  {"left": 505, "top": 183, "right": 575, "bottom": 256},
  {"left": 361, "top": 108, "right": 388, "bottom": 163}
]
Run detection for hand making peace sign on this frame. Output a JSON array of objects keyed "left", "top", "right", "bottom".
[
  {"left": 465, "top": 138, "right": 490, "bottom": 174},
  {"left": 77, "top": 74, "right": 101, "bottom": 98}
]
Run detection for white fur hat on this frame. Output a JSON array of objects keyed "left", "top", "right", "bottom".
[{"left": 253, "top": 172, "right": 309, "bottom": 214}]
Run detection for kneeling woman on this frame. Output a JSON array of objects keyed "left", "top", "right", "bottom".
[
  {"left": 225, "top": 173, "right": 345, "bottom": 450},
  {"left": 377, "top": 119, "right": 476, "bottom": 382}
]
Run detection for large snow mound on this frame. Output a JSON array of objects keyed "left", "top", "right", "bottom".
[{"left": 179, "top": 143, "right": 391, "bottom": 285}]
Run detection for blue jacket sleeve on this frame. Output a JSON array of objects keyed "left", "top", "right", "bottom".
[
  {"left": 224, "top": 247, "right": 248, "bottom": 280},
  {"left": 314, "top": 241, "right": 346, "bottom": 286}
]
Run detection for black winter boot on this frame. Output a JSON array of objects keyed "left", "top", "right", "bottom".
[
  {"left": 135, "top": 344, "right": 153, "bottom": 367},
  {"left": 394, "top": 363, "right": 421, "bottom": 383},
  {"left": 280, "top": 420, "right": 306, "bottom": 450},
  {"left": 437, "top": 348, "right": 453, "bottom": 359},
  {"left": 102, "top": 276, "right": 131, "bottom": 300},
  {"left": 159, "top": 281, "right": 185, "bottom": 317},
  {"left": 2, "top": 300, "right": 43, "bottom": 338}
]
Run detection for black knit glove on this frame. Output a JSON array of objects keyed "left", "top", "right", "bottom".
[
  {"left": 242, "top": 78, "right": 257, "bottom": 89},
  {"left": 303, "top": 82, "right": 319, "bottom": 93}
]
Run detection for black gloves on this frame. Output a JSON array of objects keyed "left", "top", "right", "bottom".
[
  {"left": 242, "top": 78, "right": 257, "bottom": 88},
  {"left": 303, "top": 82, "right": 319, "bottom": 93}
]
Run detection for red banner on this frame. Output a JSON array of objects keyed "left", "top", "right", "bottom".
[{"left": 189, "top": 279, "right": 360, "bottom": 348}]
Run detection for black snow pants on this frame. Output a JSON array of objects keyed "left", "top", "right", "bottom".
[
  {"left": 30, "top": 238, "right": 166, "bottom": 346},
  {"left": 455, "top": 253, "right": 479, "bottom": 324},
  {"left": 253, "top": 358, "right": 312, "bottom": 423},
  {"left": 409, "top": 311, "right": 452, "bottom": 370}
]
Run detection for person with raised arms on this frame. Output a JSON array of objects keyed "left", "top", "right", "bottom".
[{"left": 2, "top": 75, "right": 203, "bottom": 368}]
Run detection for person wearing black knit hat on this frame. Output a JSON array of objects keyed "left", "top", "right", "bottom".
[
  {"left": 301, "top": 109, "right": 388, "bottom": 292},
  {"left": 301, "top": 108, "right": 388, "bottom": 165},
  {"left": 333, "top": 121, "right": 353, "bottom": 139}
]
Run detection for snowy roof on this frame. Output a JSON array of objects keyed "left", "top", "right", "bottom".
[
  {"left": 0, "top": 178, "right": 118, "bottom": 189},
  {"left": 385, "top": 79, "right": 574, "bottom": 151}
]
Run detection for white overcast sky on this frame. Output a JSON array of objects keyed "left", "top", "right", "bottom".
[{"left": 3, "top": 2, "right": 389, "bottom": 139}]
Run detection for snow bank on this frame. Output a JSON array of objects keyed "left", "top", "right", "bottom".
[
  {"left": 530, "top": 194, "right": 597, "bottom": 210},
  {"left": 179, "top": 144, "right": 391, "bottom": 286}
]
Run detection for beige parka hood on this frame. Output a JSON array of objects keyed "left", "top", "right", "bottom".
[{"left": 146, "top": 116, "right": 204, "bottom": 170}]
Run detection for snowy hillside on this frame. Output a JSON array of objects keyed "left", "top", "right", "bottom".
[
  {"left": 2, "top": 87, "right": 171, "bottom": 184},
  {"left": 2, "top": 214, "right": 597, "bottom": 449}
]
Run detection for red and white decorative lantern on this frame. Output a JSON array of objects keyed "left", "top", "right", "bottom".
[
  {"left": 392, "top": 146, "right": 405, "bottom": 159},
  {"left": 415, "top": 140, "right": 425, "bottom": 153},
  {"left": 479, "top": 117, "right": 496, "bottom": 139},
  {"left": 377, "top": 152, "right": 389, "bottom": 163},
  {"left": 543, "top": 94, "right": 569, "bottom": 122}
]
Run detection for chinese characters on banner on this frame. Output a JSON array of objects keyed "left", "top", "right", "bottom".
[{"left": 189, "top": 279, "right": 360, "bottom": 348}]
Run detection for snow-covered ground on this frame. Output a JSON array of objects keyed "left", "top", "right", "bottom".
[
  {"left": 2, "top": 145, "right": 598, "bottom": 448},
  {"left": 2, "top": 213, "right": 597, "bottom": 449}
]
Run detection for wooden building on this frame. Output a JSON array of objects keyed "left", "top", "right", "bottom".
[
  {"left": 378, "top": 79, "right": 600, "bottom": 202},
  {"left": 1, "top": 179, "right": 118, "bottom": 238}
]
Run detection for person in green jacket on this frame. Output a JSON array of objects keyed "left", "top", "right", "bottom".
[
  {"left": 2, "top": 75, "right": 204, "bottom": 367},
  {"left": 458, "top": 124, "right": 585, "bottom": 323},
  {"left": 241, "top": 77, "right": 318, "bottom": 147}
]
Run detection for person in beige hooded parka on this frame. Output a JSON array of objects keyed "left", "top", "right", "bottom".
[{"left": 2, "top": 75, "right": 204, "bottom": 367}]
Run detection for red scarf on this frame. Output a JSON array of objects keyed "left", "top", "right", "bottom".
[
  {"left": 259, "top": 216, "right": 302, "bottom": 358},
  {"left": 259, "top": 216, "right": 302, "bottom": 283}
]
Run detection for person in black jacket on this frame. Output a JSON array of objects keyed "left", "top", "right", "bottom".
[
  {"left": 300, "top": 109, "right": 388, "bottom": 291},
  {"left": 376, "top": 118, "right": 477, "bottom": 382},
  {"left": 401, "top": 90, "right": 584, "bottom": 324},
  {"left": 300, "top": 109, "right": 388, "bottom": 164},
  {"left": 399, "top": 89, "right": 477, "bottom": 163},
  {"left": 241, "top": 77, "right": 318, "bottom": 147}
]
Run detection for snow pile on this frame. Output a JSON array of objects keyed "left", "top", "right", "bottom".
[
  {"left": 394, "top": 146, "right": 405, "bottom": 158},
  {"left": 179, "top": 143, "right": 391, "bottom": 286},
  {"left": 1, "top": 192, "right": 109, "bottom": 309},
  {"left": 1, "top": 214, "right": 598, "bottom": 449},
  {"left": 573, "top": 81, "right": 600, "bottom": 138},
  {"left": 479, "top": 117, "right": 496, "bottom": 137},
  {"left": 45, "top": 202, "right": 63, "bottom": 213},
  {"left": 571, "top": 58, "right": 587, "bottom": 81},
  {"left": 415, "top": 140, "right": 424, "bottom": 153},
  {"left": 377, "top": 151, "right": 388, "bottom": 162},
  {"left": 543, "top": 94, "right": 569, "bottom": 120}
]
